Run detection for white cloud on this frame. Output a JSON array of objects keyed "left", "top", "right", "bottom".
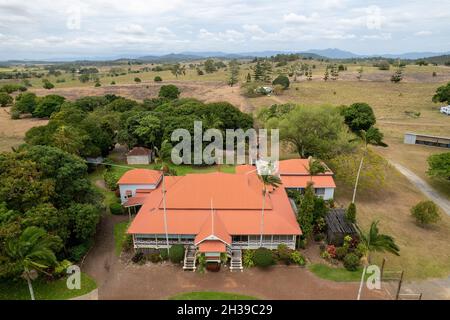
[
  {"left": 415, "top": 30, "right": 432, "bottom": 36},
  {"left": 283, "top": 12, "right": 319, "bottom": 23},
  {"left": 115, "top": 23, "right": 146, "bottom": 35},
  {"left": 0, "top": 0, "right": 449, "bottom": 59}
]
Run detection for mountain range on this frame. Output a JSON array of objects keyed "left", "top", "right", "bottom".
[{"left": 2, "top": 49, "right": 449, "bottom": 64}]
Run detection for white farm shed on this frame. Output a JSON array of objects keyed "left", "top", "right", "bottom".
[{"left": 126, "top": 147, "right": 153, "bottom": 165}]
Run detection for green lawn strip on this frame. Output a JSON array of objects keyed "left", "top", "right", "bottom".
[
  {"left": 114, "top": 221, "right": 130, "bottom": 256},
  {"left": 308, "top": 263, "right": 370, "bottom": 282},
  {"left": 0, "top": 272, "right": 96, "bottom": 300},
  {"left": 169, "top": 291, "right": 258, "bottom": 300}
]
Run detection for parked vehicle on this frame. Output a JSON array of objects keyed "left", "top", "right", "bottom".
[{"left": 440, "top": 106, "right": 450, "bottom": 115}]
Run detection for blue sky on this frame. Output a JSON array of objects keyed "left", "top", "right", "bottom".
[{"left": 0, "top": 0, "right": 449, "bottom": 60}]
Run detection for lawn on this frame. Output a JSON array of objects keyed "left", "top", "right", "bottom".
[
  {"left": 0, "top": 272, "right": 96, "bottom": 300},
  {"left": 169, "top": 291, "right": 258, "bottom": 300},
  {"left": 114, "top": 221, "right": 130, "bottom": 256},
  {"left": 308, "top": 264, "right": 367, "bottom": 282}
]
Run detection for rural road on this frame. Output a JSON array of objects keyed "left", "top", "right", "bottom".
[{"left": 390, "top": 161, "right": 450, "bottom": 216}]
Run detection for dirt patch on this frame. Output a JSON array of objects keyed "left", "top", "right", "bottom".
[
  {"left": 30, "top": 81, "right": 254, "bottom": 112},
  {"left": 0, "top": 107, "right": 48, "bottom": 152}
]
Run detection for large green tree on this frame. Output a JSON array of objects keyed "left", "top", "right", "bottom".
[
  {"left": 427, "top": 152, "right": 450, "bottom": 180},
  {"left": 432, "top": 82, "right": 450, "bottom": 104},
  {"left": 341, "top": 103, "right": 376, "bottom": 132},
  {"left": 265, "top": 105, "right": 355, "bottom": 159}
]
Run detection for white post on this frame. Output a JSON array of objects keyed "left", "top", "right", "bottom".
[
  {"left": 260, "top": 188, "right": 266, "bottom": 247},
  {"left": 162, "top": 173, "right": 170, "bottom": 255},
  {"left": 352, "top": 151, "right": 365, "bottom": 203}
]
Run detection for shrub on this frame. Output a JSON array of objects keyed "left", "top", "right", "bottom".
[
  {"left": 95, "top": 82, "right": 101, "bottom": 87},
  {"left": 69, "top": 242, "right": 91, "bottom": 262},
  {"left": 272, "top": 75, "right": 290, "bottom": 89},
  {"left": 54, "top": 259, "right": 73, "bottom": 277},
  {"left": 159, "top": 248, "right": 169, "bottom": 261},
  {"left": 109, "top": 202, "right": 124, "bottom": 215},
  {"left": 242, "top": 250, "right": 255, "bottom": 268},
  {"left": 123, "top": 234, "right": 133, "bottom": 252},
  {"left": 154, "top": 76, "right": 162, "bottom": 82},
  {"left": 146, "top": 252, "right": 162, "bottom": 263},
  {"left": 343, "top": 253, "right": 360, "bottom": 271},
  {"left": 253, "top": 247, "right": 274, "bottom": 268},
  {"left": 411, "top": 200, "right": 441, "bottom": 226},
  {"left": 111, "top": 81, "right": 116, "bottom": 85},
  {"left": 290, "top": 251, "right": 306, "bottom": 266},
  {"left": 104, "top": 170, "right": 120, "bottom": 190},
  {"left": 326, "top": 245, "right": 337, "bottom": 259},
  {"left": 277, "top": 244, "right": 292, "bottom": 265},
  {"left": 132, "top": 251, "right": 145, "bottom": 264},
  {"left": 158, "top": 84, "right": 180, "bottom": 100},
  {"left": 346, "top": 203, "right": 356, "bottom": 223},
  {"left": 355, "top": 243, "right": 368, "bottom": 258},
  {"left": 169, "top": 244, "right": 185, "bottom": 263},
  {"left": 335, "top": 247, "right": 348, "bottom": 260},
  {"left": 134, "top": 77, "right": 141, "bottom": 83},
  {"left": 0, "top": 92, "right": 13, "bottom": 107}
]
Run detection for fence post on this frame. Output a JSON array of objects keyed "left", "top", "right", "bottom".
[{"left": 395, "top": 270, "right": 404, "bottom": 300}]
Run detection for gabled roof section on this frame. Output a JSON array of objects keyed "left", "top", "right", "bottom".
[
  {"left": 127, "top": 147, "right": 152, "bottom": 156},
  {"left": 194, "top": 212, "right": 231, "bottom": 245},
  {"left": 118, "top": 169, "right": 162, "bottom": 185}
]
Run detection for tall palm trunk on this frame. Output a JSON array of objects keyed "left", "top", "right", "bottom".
[
  {"left": 162, "top": 172, "right": 170, "bottom": 256},
  {"left": 24, "top": 268, "right": 35, "bottom": 300},
  {"left": 352, "top": 148, "right": 367, "bottom": 203},
  {"left": 260, "top": 188, "right": 266, "bottom": 247}
]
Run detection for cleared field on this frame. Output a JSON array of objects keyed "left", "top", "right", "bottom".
[{"left": 0, "top": 107, "right": 48, "bottom": 152}]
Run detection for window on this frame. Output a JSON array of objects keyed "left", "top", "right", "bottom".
[
  {"left": 232, "top": 235, "right": 248, "bottom": 242},
  {"left": 315, "top": 188, "right": 325, "bottom": 197}
]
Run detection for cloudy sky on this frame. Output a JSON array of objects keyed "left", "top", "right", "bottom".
[{"left": 0, "top": 0, "right": 449, "bottom": 60}]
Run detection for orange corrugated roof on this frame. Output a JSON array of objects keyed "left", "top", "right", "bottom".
[
  {"left": 127, "top": 171, "right": 301, "bottom": 236},
  {"left": 278, "top": 159, "right": 333, "bottom": 175},
  {"left": 281, "top": 175, "right": 336, "bottom": 188},
  {"left": 162, "top": 172, "right": 272, "bottom": 210},
  {"left": 195, "top": 213, "right": 231, "bottom": 245},
  {"left": 118, "top": 169, "right": 162, "bottom": 185},
  {"left": 198, "top": 241, "right": 226, "bottom": 253}
]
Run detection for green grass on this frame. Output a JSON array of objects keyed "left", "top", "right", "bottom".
[
  {"left": 169, "top": 291, "right": 259, "bottom": 300},
  {"left": 114, "top": 221, "right": 130, "bottom": 256},
  {"left": 0, "top": 272, "right": 96, "bottom": 300},
  {"left": 308, "top": 263, "right": 368, "bottom": 282}
]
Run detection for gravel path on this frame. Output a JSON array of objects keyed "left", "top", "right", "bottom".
[{"left": 390, "top": 161, "right": 450, "bottom": 216}]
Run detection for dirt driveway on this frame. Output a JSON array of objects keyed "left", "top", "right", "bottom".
[{"left": 82, "top": 215, "right": 385, "bottom": 300}]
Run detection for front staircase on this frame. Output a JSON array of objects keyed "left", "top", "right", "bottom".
[
  {"left": 230, "top": 248, "right": 243, "bottom": 272},
  {"left": 183, "top": 245, "right": 197, "bottom": 271}
]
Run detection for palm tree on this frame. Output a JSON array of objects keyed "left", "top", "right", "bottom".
[
  {"left": 6, "top": 227, "right": 60, "bottom": 300},
  {"left": 352, "top": 127, "right": 387, "bottom": 203},
  {"left": 357, "top": 220, "right": 399, "bottom": 300},
  {"left": 304, "top": 157, "right": 327, "bottom": 182},
  {"left": 258, "top": 173, "right": 282, "bottom": 247}
]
